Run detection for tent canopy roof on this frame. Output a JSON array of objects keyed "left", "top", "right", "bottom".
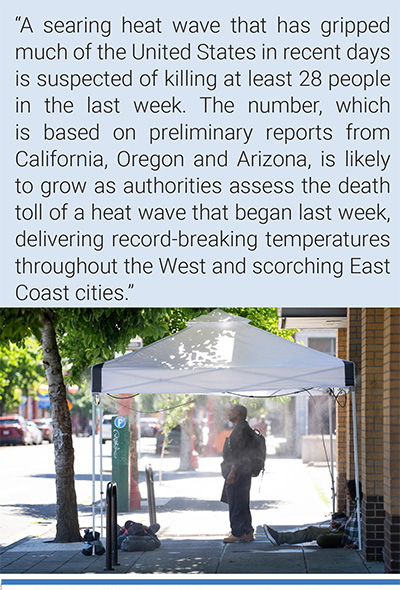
[{"left": 92, "top": 309, "right": 354, "bottom": 397}]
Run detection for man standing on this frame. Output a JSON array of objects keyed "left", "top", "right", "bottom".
[{"left": 221, "top": 404, "right": 254, "bottom": 543}]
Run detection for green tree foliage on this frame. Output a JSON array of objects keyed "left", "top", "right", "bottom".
[
  {"left": 0, "top": 307, "right": 170, "bottom": 541},
  {"left": 55, "top": 308, "right": 169, "bottom": 382},
  {"left": 224, "top": 307, "right": 294, "bottom": 339},
  {"left": 164, "top": 308, "right": 213, "bottom": 333},
  {"left": 0, "top": 309, "right": 44, "bottom": 343},
  {"left": 0, "top": 337, "right": 46, "bottom": 414}
]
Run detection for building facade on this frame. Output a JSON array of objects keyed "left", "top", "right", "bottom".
[
  {"left": 336, "top": 308, "right": 399, "bottom": 573},
  {"left": 279, "top": 308, "right": 399, "bottom": 573}
]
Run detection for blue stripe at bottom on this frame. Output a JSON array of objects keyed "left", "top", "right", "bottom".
[{"left": 1, "top": 579, "right": 397, "bottom": 586}]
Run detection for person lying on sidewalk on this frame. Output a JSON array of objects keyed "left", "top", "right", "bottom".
[{"left": 264, "top": 480, "right": 362, "bottom": 549}]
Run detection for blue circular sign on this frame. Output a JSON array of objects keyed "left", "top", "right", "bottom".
[{"left": 114, "top": 416, "right": 126, "bottom": 429}]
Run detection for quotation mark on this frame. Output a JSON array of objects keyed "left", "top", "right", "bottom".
[{"left": 15, "top": 16, "right": 33, "bottom": 33}]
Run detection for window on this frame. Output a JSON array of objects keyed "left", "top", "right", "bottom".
[{"left": 307, "top": 337, "right": 336, "bottom": 356}]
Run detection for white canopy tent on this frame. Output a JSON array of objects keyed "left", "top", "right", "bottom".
[
  {"left": 91, "top": 309, "right": 360, "bottom": 547},
  {"left": 92, "top": 309, "right": 355, "bottom": 396}
]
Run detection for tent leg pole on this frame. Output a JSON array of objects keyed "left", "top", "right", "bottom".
[
  {"left": 329, "top": 392, "right": 335, "bottom": 514},
  {"left": 91, "top": 392, "right": 96, "bottom": 536},
  {"left": 351, "top": 388, "right": 362, "bottom": 552},
  {"left": 137, "top": 393, "right": 141, "bottom": 467},
  {"left": 99, "top": 397, "right": 104, "bottom": 538}
]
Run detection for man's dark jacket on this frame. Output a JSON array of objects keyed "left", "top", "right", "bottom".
[{"left": 221, "top": 419, "right": 253, "bottom": 481}]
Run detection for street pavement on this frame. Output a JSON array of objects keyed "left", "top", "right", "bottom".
[{"left": 0, "top": 436, "right": 385, "bottom": 576}]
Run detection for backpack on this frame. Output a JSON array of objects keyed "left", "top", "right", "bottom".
[
  {"left": 81, "top": 528, "right": 105, "bottom": 556},
  {"left": 120, "top": 521, "right": 161, "bottom": 552},
  {"left": 247, "top": 428, "right": 266, "bottom": 477}
]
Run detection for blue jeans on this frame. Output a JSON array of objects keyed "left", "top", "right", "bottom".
[{"left": 223, "top": 469, "right": 253, "bottom": 537}]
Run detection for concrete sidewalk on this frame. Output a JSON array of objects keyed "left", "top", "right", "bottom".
[
  {"left": 1, "top": 533, "right": 375, "bottom": 575},
  {"left": 0, "top": 455, "right": 385, "bottom": 575}
]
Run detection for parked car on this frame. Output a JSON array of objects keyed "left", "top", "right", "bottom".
[
  {"left": 156, "top": 425, "right": 181, "bottom": 455},
  {"left": 33, "top": 418, "right": 53, "bottom": 442},
  {"left": 27, "top": 421, "right": 43, "bottom": 445},
  {"left": 0, "top": 415, "right": 32, "bottom": 445},
  {"left": 139, "top": 417, "right": 161, "bottom": 438},
  {"left": 101, "top": 415, "right": 114, "bottom": 443},
  {"left": 156, "top": 422, "right": 204, "bottom": 456}
]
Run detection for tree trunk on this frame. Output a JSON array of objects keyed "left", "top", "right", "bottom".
[
  {"left": 39, "top": 311, "right": 82, "bottom": 542},
  {"left": 284, "top": 398, "right": 296, "bottom": 456},
  {"left": 179, "top": 411, "right": 194, "bottom": 471}
]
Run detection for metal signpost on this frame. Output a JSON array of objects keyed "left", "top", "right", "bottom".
[{"left": 111, "top": 415, "right": 130, "bottom": 512}]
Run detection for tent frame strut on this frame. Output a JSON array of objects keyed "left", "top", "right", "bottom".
[
  {"left": 351, "top": 388, "right": 362, "bottom": 552},
  {"left": 99, "top": 396, "right": 104, "bottom": 538},
  {"left": 328, "top": 392, "right": 336, "bottom": 515},
  {"left": 91, "top": 393, "right": 96, "bottom": 538}
]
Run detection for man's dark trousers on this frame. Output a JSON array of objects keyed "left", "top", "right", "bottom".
[{"left": 225, "top": 469, "right": 253, "bottom": 537}]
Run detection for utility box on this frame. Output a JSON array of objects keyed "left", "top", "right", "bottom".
[{"left": 111, "top": 416, "right": 130, "bottom": 512}]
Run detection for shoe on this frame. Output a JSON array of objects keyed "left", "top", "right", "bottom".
[
  {"left": 244, "top": 531, "right": 254, "bottom": 542},
  {"left": 223, "top": 533, "right": 248, "bottom": 543},
  {"left": 263, "top": 524, "right": 280, "bottom": 546}
]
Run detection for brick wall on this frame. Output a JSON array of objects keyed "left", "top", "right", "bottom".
[
  {"left": 361, "top": 308, "right": 385, "bottom": 562},
  {"left": 329, "top": 309, "right": 397, "bottom": 570},
  {"left": 336, "top": 328, "right": 348, "bottom": 511},
  {"left": 383, "top": 308, "right": 400, "bottom": 573},
  {"left": 363, "top": 494, "right": 385, "bottom": 561}
]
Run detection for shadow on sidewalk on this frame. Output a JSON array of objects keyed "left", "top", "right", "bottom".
[{"left": 157, "top": 497, "right": 282, "bottom": 512}]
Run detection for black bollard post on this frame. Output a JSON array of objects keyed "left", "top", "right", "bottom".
[
  {"left": 111, "top": 482, "right": 119, "bottom": 566},
  {"left": 105, "top": 481, "right": 119, "bottom": 570},
  {"left": 145, "top": 464, "right": 157, "bottom": 525}
]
